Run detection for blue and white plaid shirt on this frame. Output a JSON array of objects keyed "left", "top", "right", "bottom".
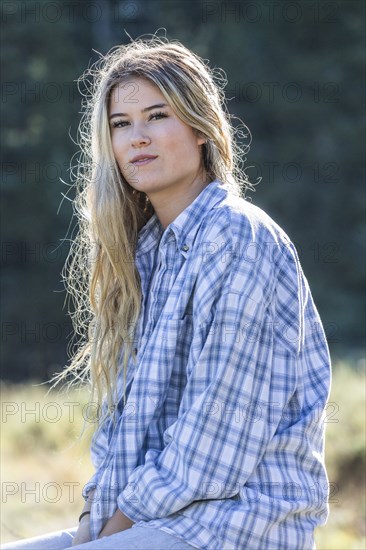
[{"left": 83, "top": 178, "right": 331, "bottom": 549}]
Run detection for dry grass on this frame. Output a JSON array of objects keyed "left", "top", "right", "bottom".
[
  {"left": 1, "top": 357, "right": 365, "bottom": 548},
  {"left": 0, "top": 382, "right": 95, "bottom": 543}
]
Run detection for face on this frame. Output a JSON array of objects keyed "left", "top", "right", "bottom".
[{"left": 108, "top": 77, "right": 206, "bottom": 202}]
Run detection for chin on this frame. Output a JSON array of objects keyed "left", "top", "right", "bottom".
[{"left": 131, "top": 178, "right": 166, "bottom": 193}]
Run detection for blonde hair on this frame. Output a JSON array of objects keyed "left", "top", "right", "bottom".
[{"left": 51, "top": 32, "right": 254, "bottom": 426}]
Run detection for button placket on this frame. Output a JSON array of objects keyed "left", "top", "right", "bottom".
[
  {"left": 138, "top": 234, "right": 188, "bottom": 352},
  {"left": 145, "top": 249, "right": 166, "bottom": 332}
]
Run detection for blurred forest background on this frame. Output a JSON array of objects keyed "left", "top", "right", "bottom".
[{"left": 1, "top": 0, "right": 365, "bottom": 547}]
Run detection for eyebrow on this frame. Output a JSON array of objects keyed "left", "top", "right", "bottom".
[{"left": 109, "top": 103, "right": 168, "bottom": 120}]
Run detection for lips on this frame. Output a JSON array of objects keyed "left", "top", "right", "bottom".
[{"left": 130, "top": 154, "right": 158, "bottom": 164}]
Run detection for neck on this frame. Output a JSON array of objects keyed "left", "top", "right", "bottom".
[{"left": 148, "top": 173, "right": 210, "bottom": 230}]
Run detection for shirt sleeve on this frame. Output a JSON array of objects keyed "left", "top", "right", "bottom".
[
  {"left": 90, "top": 403, "right": 111, "bottom": 469},
  {"left": 82, "top": 401, "right": 112, "bottom": 500},
  {"left": 117, "top": 236, "right": 331, "bottom": 528}
]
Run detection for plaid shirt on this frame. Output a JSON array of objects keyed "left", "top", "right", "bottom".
[{"left": 83, "top": 179, "right": 331, "bottom": 549}]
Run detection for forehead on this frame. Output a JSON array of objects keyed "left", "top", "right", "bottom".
[{"left": 109, "top": 77, "right": 164, "bottom": 109}]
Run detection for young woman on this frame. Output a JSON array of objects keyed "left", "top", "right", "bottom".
[{"left": 3, "top": 35, "right": 331, "bottom": 549}]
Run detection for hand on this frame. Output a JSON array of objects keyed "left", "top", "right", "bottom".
[
  {"left": 98, "top": 508, "right": 134, "bottom": 538},
  {"left": 72, "top": 515, "right": 92, "bottom": 547}
]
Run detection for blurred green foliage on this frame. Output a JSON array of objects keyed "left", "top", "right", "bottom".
[{"left": 1, "top": 0, "right": 365, "bottom": 381}]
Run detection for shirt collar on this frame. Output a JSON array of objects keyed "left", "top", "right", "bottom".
[{"left": 136, "top": 178, "right": 230, "bottom": 259}]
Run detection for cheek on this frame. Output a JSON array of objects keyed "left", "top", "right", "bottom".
[
  {"left": 179, "top": 137, "right": 202, "bottom": 160},
  {"left": 165, "top": 128, "right": 199, "bottom": 158},
  {"left": 110, "top": 133, "right": 117, "bottom": 155},
  {"left": 110, "top": 138, "right": 129, "bottom": 178},
  {"left": 111, "top": 134, "right": 127, "bottom": 162}
]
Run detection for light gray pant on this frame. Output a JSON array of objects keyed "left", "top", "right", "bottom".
[{"left": 1, "top": 525, "right": 197, "bottom": 549}]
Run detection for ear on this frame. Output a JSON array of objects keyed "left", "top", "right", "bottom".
[{"left": 196, "top": 132, "right": 207, "bottom": 146}]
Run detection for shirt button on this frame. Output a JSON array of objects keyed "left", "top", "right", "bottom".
[{"left": 182, "top": 244, "right": 189, "bottom": 252}]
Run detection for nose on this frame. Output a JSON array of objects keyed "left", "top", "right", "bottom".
[{"left": 130, "top": 125, "right": 151, "bottom": 148}]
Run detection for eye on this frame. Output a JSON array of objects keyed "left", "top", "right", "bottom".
[
  {"left": 148, "top": 111, "right": 168, "bottom": 121},
  {"left": 111, "top": 120, "right": 129, "bottom": 129}
]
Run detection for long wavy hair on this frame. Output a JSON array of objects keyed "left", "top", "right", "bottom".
[{"left": 51, "top": 33, "right": 254, "bottom": 426}]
